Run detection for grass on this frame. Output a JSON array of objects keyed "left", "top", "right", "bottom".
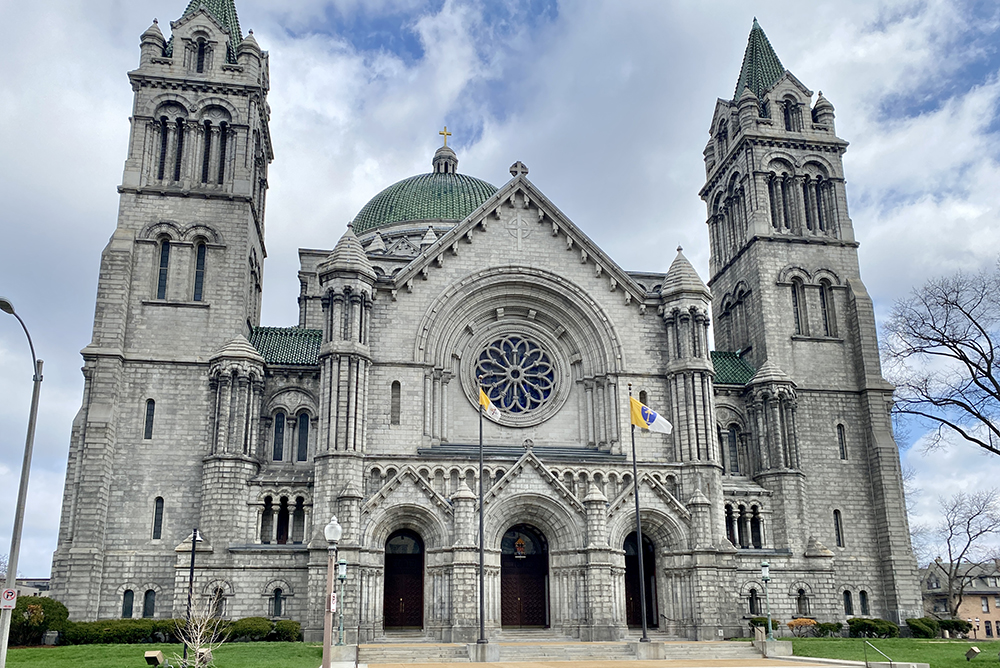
[
  {"left": 790, "top": 637, "right": 996, "bottom": 668},
  {"left": 6, "top": 642, "right": 321, "bottom": 668}
]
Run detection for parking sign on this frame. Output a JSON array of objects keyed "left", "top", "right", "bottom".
[{"left": 1, "top": 589, "right": 16, "bottom": 610}]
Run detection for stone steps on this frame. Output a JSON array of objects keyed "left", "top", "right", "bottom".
[{"left": 358, "top": 643, "right": 470, "bottom": 664}]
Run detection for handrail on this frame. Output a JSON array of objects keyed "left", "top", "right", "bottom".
[{"left": 863, "top": 640, "right": 893, "bottom": 668}]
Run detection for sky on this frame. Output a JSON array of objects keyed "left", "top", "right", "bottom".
[{"left": 1, "top": 0, "right": 1000, "bottom": 577}]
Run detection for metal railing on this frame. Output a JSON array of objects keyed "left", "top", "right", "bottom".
[{"left": 863, "top": 640, "right": 894, "bottom": 668}]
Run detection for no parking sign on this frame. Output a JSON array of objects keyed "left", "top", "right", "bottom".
[{"left": 1, "top": 589, "right": 16, "bottom": 610}]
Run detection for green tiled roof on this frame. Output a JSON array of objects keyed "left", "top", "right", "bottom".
[
  {"left": 166, "top": 0, "right": 242, "bottom": 63},
  {"left": 733, "top": 18, "right": 785, "bottom": 101},
  {"left": 711, "top": 351, "right": 757, "bottom": 385},
  {"left": 249, "top": 327, "right": 321, "bottom": 366},
  {"left": 353, "top": 172, "right": 498, "bottom": 235}
]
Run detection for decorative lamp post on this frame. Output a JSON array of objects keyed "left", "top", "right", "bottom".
[
  {"left": 182, "top": 528, "right": 204, "bottom": 664},
  {"left": 0, "top": 297, "right": 42, "bottom": 668},
  {"left": 761, "top": 561, "right": 774, "bottom": 641},
  {"left": 321, "top": 516, "right": 343, "bottom": 668},
  {"left": 336, "top": 559, "right": 347, "bottom": 646}
]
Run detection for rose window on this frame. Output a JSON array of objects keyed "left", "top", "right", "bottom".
[{"left": 476, "top": 336, "right": 555, "bottom": 414}]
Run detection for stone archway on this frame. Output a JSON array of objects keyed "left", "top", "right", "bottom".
[
  {"left": 623, "top": 531, "right": 657, "bottom": 628},
  {"left": 383, "top": 529, "right": 424, "bottom": 629},
  {"left": 500, "top": 524, "right": 549, "bottom": 628}
]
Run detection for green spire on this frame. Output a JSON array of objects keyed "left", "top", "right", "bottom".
[
  {"left": 181, "top": 0, "right": 242, "bottom": 40},
  {"left": 733, "top": 18, "right": 785, "bottom": 101}
]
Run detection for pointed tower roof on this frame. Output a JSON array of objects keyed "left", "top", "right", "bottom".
[
  {"left": 320, "top": 224, "right": 377, "bottom": 281},
  {"left": 660, "top": 247, "right": 709, "bottom": 298},
  {"left": 733, "top": 18, "right": 785, "bottom": 101},
  {"left": 181, "top": 0, "right": 242, "bottom": 40}
]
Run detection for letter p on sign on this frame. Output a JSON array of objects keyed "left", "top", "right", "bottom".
[{"left": 1, "top": 589, "right": 17, "bottom": 610}]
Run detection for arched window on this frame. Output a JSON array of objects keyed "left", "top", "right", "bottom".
[
  {"left": 820, "top": 280, "right": 836, "bottom": 336},
  {"left": 727, "top": 426, "right": 740, "bottom": 474},
  {"left": 639, "top": 390, "right": 648, "bottom": 406},
  {"left": 143, "top": 589, "right": 156, "bottom": 618},
  {"left": 122, "top": 589, "right": 134, "bottom": 618},
  {"left": 144, "top": 399, "right": 156, "bottom": 439},
  {"left": 292, "top": 497, "right": 305, "bottom": 543},
  {"left": 796, "top": 588, "right": 810, "bottom": 616},
  {"left": 749, "top": 588, "right": 761, "bottom": 615},
  {"left": 717, "top": 120, "right": 729, "bottom": 154},
  {"left": 270, "top": 588, "right": 284, "bottom": 617},
  {"left": 196, "top": 39, "right": 207, "bottom": 73},
  {"left": 750, "top": 506, "right": 763, "bottom": 548},
  {"left": 201, "top": 121, "right": 212, "bottom": 183},
  {"left": 390, "top": 381, "right": 401, "bottom": 425},
  {"left": 791, "top": 279, "right": 807, "bottom": 335},
  {"left": 173, "top": 118, "right": 185, "bottom": 182},
  {"left": 837, "top": 424, "right": 848, "bottom": 460},
  {"left": 859, "top": 590, "right": 870, "bottom": 615},
  {"left": 834, "top": 509, "right": 844, "bottom": 547},
  {"left": 276, "top": 497, "right": 289, "bottom": 545},
  {"left": 843, "top": 590, "right": 854, "bottom": 615},
  {"left": 152, "top": 497, "right": 164, "bottom": 540},
  {"left": 261, "top": 496, "right": 273, "bottom": 544},
  {"left": 217, "top": 122, "right": 228, "bottom": 184},
  {"left": 725, "top": 505, "right": 737, "bottom": 546},
  {"left": 193, "top": 242, "right": 207, "bottom": 301},
  {"left": 272, "top": 412, "right": 285, "bottom": 461},
  {"left": 296, "top": 413, "right": 309, "bottom": 462},
  {"left": 157, "top": 116, "right": 169, "bottom": 180},
  {"left": 210, "top": 587, "right": 225, "bottom": 618},
  {"left": 156, "top": 240, "right": 170, "bottom": 300}
]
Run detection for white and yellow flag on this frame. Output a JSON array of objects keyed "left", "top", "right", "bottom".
[
  {"left": 630, "top": 396, "right": 672, "bottom": 434},
  {"left": 479, "top": 388, "right": 501, "bottom": 421}
]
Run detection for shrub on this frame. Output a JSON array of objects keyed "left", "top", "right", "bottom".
[
  {"left": 270, "top": 620, "right": 302, "bottom": 642},
  {"left": 225, "top": 616, "right": 273, "bottom": 642},
  {"left": 59, "top": 618, "right": 184, "bottom": 645},
  {"left": 847, "top": 617, "right": 899, "bottom": 638},
  {"left": 815, "top": 622, "right": 843, "bottom": 637},
  {"left": 749, "top": 617, "right": 781, "bottom": 631},
  {"left": 906, "top": 617, "right": 940, "bottom": 639},
  {"left": 787, "top": 618, "right": 818, "bottom": 637},
  {"left": 9, "top": 597, "right": 70, "bottom": 646},
  {"left": 938, "top": 618, "right": 973, "bottom": 634}
]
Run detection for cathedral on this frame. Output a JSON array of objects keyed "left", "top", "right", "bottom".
[{"left": 50, "top": 1, "right": 922, "bottom": 643}]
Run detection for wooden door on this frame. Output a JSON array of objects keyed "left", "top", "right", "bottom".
[
  {"left": 500, "top": 525, "right": 548, "bottom": 628},
  {"left": 383, "top": 530, "right": 424, "bottom": 629}
]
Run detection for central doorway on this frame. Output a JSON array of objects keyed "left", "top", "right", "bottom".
[
  {"left": 501, "top": 524, "right": 549, "bottom": 628},
  {"left": 383, "top": 529, "right": 424, "bottom": 629},
  {"left": 624, "top": 531, "right": 657, "bottom": 628}
]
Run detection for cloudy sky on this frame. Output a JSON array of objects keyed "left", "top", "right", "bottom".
[{"left": 1, "top": 0, "right": 999, "bottom": 577}]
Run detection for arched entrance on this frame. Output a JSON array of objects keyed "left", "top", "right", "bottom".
[
  {"left": 501, "top": 524, "right": 549, "bottom": 628},
  {"left": 383, "top": 529, "right": 424, "bottom": 629},
  {"left": 624, "top": 531, "right": 657, "bottom": 628}
]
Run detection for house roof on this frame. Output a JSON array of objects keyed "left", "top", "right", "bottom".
[
  {"left": 711, "top": 351, "right": 757, "bottom": 385},
  {"left": 733, "top": 18, "right": 785, "bottom": 101},
  {"left": 249, "top": 327, "right": 321, "bottom": 366}
]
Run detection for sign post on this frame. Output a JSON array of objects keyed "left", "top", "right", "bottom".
[{"left": 0, "top": 591, "right": 16, "bottom": 611}]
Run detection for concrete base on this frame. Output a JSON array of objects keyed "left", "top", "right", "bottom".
[
  {"left": 754, "top": 639, "right": 792, "bottom": 657},
  {"left": 631, "top": 641, "right": 665, "bottom": 660},
  {"left": 328, "top": 644, "right": 358, "bottom": 662},
  {"left": 467, "top": 642, "right": 501, "bottom": 662}
]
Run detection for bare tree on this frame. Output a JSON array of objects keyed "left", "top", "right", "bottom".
[
  {"left": 902, "top": 465, "right": 932, "bottom": 563},
  {"left": 926, "top": 489, "right": 1000, "bottom": 618},
  {"left": 882, "top": 266, "right": 1000, "bottom": 456},
  {"left": 0, "top": 553, "right": 7, "bottom": 580},
  {"left": 171, "top": 602, "right": 226, "bottom": 668}
]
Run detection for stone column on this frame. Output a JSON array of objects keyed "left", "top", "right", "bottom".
[{"left": 582, "top": 485, "right": 617, "bottom": 640}]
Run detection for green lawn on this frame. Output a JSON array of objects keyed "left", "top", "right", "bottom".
[
  {"left": 6, "top": 642, "right": 321, "bottom": 668},
  {"left": 790, "top": 637, "right": 998, "bottom": 668}
]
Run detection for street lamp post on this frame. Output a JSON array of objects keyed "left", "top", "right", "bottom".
[
  {"left": 321, "top": 516, "right": 343, "bottom": 668},
  {"left": 0, "top": 297, "right": 43, "bottom": 668},
  {"left": 182, "top": 528, "right": 203, "bottom": 664},
  {"left": 761, "top": 561, "right": 774, "bottom": 641},
  {"left": 336, "top": 559, "right": 347, "bottom": 646}
]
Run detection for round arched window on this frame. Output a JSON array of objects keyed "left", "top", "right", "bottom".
[{"left": 476, "top": 335, "right": 555, "bottom": 414}]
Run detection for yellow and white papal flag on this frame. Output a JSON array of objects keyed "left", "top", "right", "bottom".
[
  {"left": 479, "top": 388, "right": 501, "bottom": 421},
  {"left": 629, "top": 396, "right": 672, "bottom": 434}
]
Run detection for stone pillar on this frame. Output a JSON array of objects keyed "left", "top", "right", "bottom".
[
  {"left": 582, "top": 485, "right": 617, "bottom": 640},
  {"left": 449, "top": 484, "right": 478, "bottom": 642}
]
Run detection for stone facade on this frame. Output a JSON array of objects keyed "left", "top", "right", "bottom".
[{"left": 49, "top": 5, "right": 921, "bottom": 642}]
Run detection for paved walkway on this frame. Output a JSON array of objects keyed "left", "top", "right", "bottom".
[{"left": 353, "top": 660, "right": 853, "bottom": 668}]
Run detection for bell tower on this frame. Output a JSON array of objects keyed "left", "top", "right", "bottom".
[
  {"left": 701, "top": 20, "right": 921, "bottom": 622},
  {"left": 50, "top": 0, "right": 273, "bottom": 620}
]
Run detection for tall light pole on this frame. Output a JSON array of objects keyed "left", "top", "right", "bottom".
[
  {"left": 761, "top": 561, "right": 774, "bottom": 641},
  {"left": 336, "top": 559, "right": 347, "bottom": 646},
  {"left": 0, "top": 297, "right": 42, "bottom": 668},
  {"left": 321, "top": 516, "right": 343, "bottom": 668},
  {"left": 182, "top": 528, "right": 203, "bottom": 664}
]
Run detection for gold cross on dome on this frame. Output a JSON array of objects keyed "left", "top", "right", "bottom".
[{"left": 439, "top": 126, "right": 452, "bottom": 147}]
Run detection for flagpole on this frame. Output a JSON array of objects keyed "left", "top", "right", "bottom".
[
  {"left": 628, "top": 384, "right": 650, "bottom": 643},
  {"left": 478, "top": 377, "right": 487, "bottom": 645}
]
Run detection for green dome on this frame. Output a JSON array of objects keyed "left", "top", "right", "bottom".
[{"left": 352, "top": 171, "right": 498, "bottom": 235}]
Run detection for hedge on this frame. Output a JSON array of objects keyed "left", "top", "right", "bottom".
[
  {"left": 938, "top": 618, "right": 973, "bottom": 634},
  {"left": 57, "top": 616, "right": 301, "bottom": 645},
  {"left": 815, "top": 621, "right": 843, "bottom": 637},
  {"left": 9, "top": 597, "right": 70, "bottom": 646},
  {"left": 847, "top": 617, "right": 899, "bottom": 638},
  {"left": 906, "top": 617, "right": 940, "bottom": 639},
  {"left": 749, "top": 616, "right": 782, "bottom": 630}
]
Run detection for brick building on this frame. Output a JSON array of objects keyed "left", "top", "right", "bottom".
[{"left": 49, "top": 2, "right": 921, "bottom": 642}]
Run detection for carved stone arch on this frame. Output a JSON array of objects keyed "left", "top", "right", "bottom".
[
  {"left": 141, "top": 220, "right": 184, "bottom": 241},
  {"left": 194, "top": 97, "right": 240, "bottom": 123},
  {"left": 732, "top": 280, "right": 751, "bottom": 300},
  {"left": 717, "top": 405, "right": 747, "bottom": 432},
  {"left": 139, "top": 582, "right": 164, "bottom": 595},
  {"left": 607, "top": 507, "right": 689, "bottom": 553},
  {"left": 265, "top": 387, "right": 318, "bottom": 416},
  {"left": 262, "top": 579, "right": 294, "bottom": 596},
  {"left": 116, "top": 582, "right": 142, "bottom": 596},
  {"left": 484, "top": 492, "right": 584, "bottom": 552},
  {"left": 739, "top": 579, "right": 765, "bottom": 596},
  {"left": 363, "top": 502, "right": 450, "bottom": 551},
  {"left": 146, "top": 95, "right": 192, "bottom": 119},
  {"left": 777, "top": 265, "right": 812, "bottom": 285},
  {"left": 787, "top": 580, "right": 813, "bottom": 597},
  {"left": 801, "top": 157, "right": 836, "bottom": 179},
  {"left": 812, "top": 268, "right": 842, "bottom": 286},
  {"left": 726, "top": 171, "right": 743, "bottom": 195},
  {"left": 202, "top": 579, "right": 235, "bottom": 596},
  {"left": 764, "top": 152, "right": 797, "bottom": 175},
  {"left": 182, "top": 223, "right": 224, "bottom": 245}
]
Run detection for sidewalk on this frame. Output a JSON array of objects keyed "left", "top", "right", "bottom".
[{"left": 354, "top": 659, "right": 853, "bottom": 668}]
